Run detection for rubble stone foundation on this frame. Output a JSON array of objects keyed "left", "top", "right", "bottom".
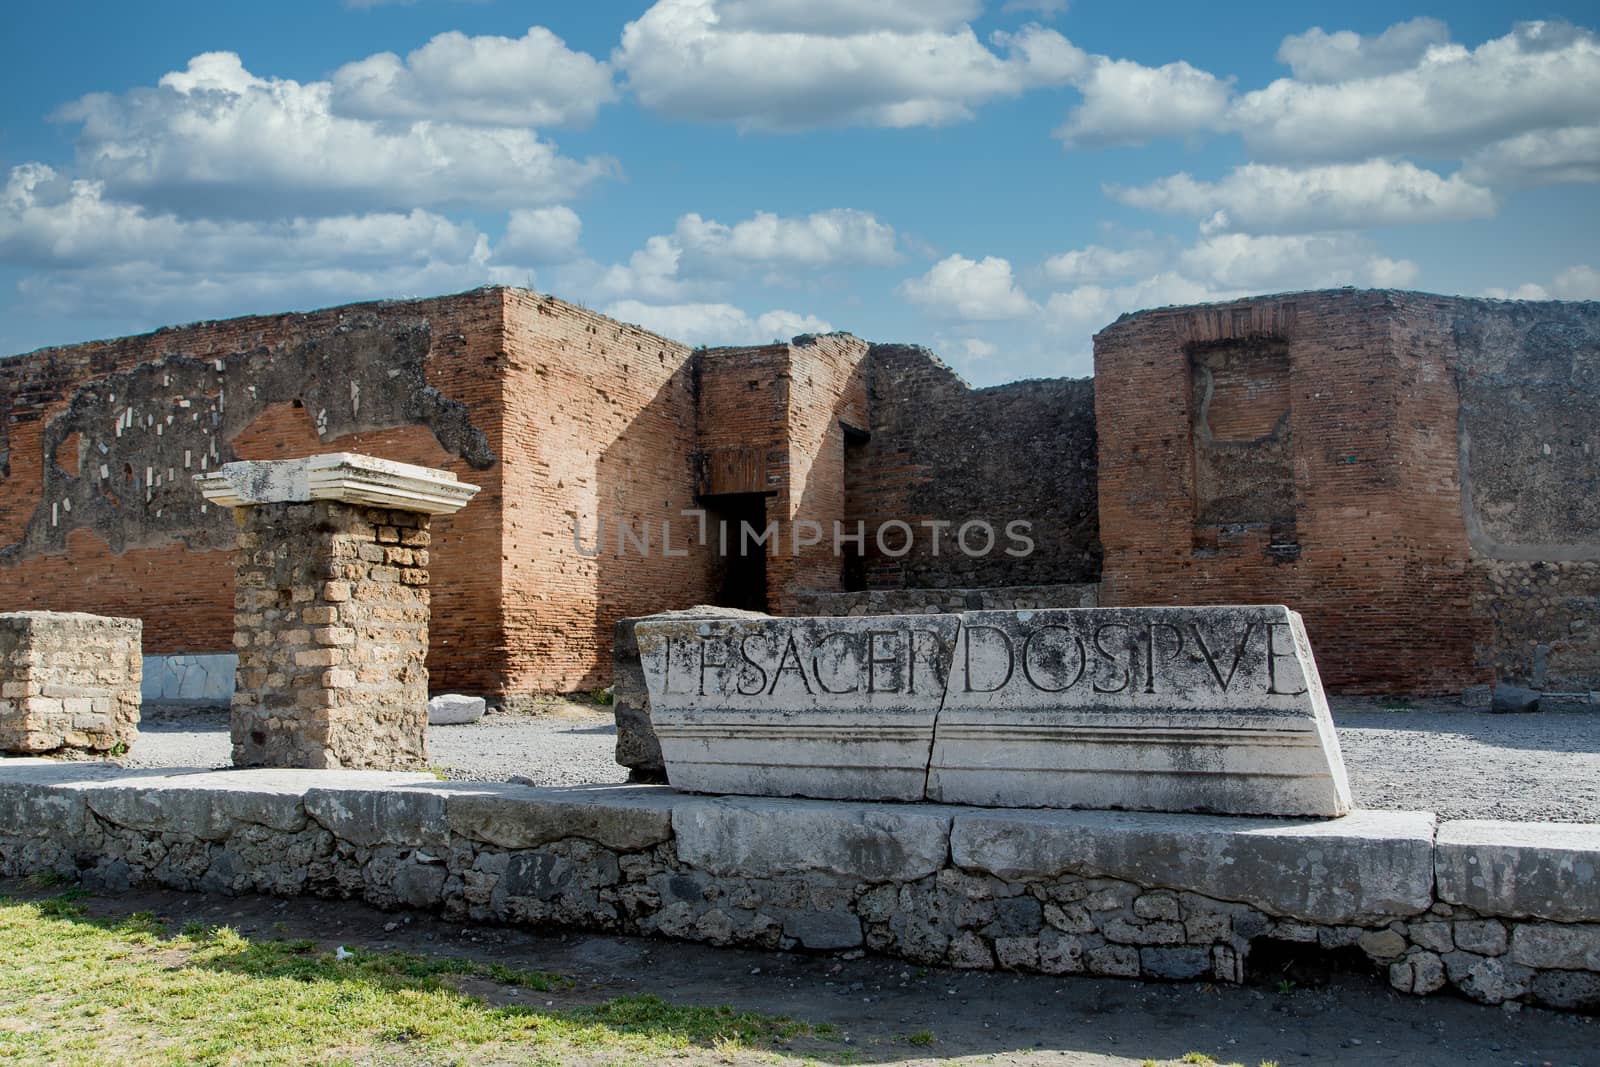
[{"left": 3, "top": 762, "right": 1597, "bottom": 1012}]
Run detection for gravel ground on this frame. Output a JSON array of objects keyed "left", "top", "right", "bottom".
[{"left": 122, "top": 696, "right": 1600, "bottom": 822}]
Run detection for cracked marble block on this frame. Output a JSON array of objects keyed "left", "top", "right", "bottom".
[
  {"left": 0, "top": 611, "right": 142, "bottom": 754},
  {"left": 197, "top": 453, "right": 478, "bottom": 770}
]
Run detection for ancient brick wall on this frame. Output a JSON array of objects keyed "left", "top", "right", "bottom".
[
  {"left": 0, "top": 291, "right": 505, "bottom": 695},
  {"left": 1094, "top": 289, "right": 1600, "bottom": 694},
  {"left": 689, "top": 336, "right": 869, "bottom": 614},
  {"left": 500, "top": 290, "right": 710, "bottom": 694},
  {"left": 771, "top": 335, "right": 869, "bottom": 610},
  {"left": 846, "top": 345, "right": 1100, "bottom": 591}
]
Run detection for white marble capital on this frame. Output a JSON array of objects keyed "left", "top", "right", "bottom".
[{"left": 195, "top": 452, "right": 479, "bottom": 515}]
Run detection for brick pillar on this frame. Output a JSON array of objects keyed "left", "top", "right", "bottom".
[{"left": 198, "top": 453, "right": 478, "bottom": 770}]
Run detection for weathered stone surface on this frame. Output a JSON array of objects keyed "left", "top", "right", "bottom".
[
  {"left": 613, "top": 607, "right": 768, "bottom": 781},
  {"left": 0, "top": 612, "right": 142, "bottom": 755},
  {"left": 303, "top": 784, "right": 450, "bottom": 849},
  {"left": 1454, "top": 919, "right": 1508, "bottom": 956},
  {"left": 638, "top": 614, "right": 959, "bottom": 801},
  {"left": 1437, "top": 821, "right": 1600, "bottom": 921},
  {"left": 1491, "top": 684, "right": 1541, "bottom": 714},
  {"left": 780, "top": 909, "right": 863, "bottom": 950},
  {"left": 1140, "top": 946, "right": 1211, "bottom": 979},
  {"left": 1508, "top": 924, "right": 1600, "bottom": 970},
  {"left": 0, "top": 759, "right": 128, "bottom": 837},
  {"left": 672, "top": 795, "right": 951, "bottom": 882},
  {"left": 930, "top": 606, "right": 1351, "bottom": 816},
  {"left": 950, "top": 808, "right": 1436, "bottom": 924},
  {"left": 1358, "top": 928, "right": 1408, "bottom": 960},
  {"left": 84, "top": 768, "right": 434, "bottom": 840},
  {"left": 1461, "top": 684, "right": 1493, "bottom": 708},
  {"left": 195, "top": 452, "right": 479, "bottom": 516},
  {"left": 1531, "top": 970, "right": 1600, "bottom": 1010},
  {"left": 427, "top": 694, "right": 485, "bottom": 726},
  {"left": 444, "top": 783, "right": 678, "bottom": 852}
]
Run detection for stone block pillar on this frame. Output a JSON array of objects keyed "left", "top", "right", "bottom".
[
  {"left": 197, "top": 453, "right": 478, "bottom": 770},
  {"left": 0, "top": 611, "right": 142, "bottom": 755}
]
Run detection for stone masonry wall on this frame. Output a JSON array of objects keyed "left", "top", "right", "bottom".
[
  {"left": 0, "top": 612, "right": 141, "bottom": 754},
  {"left": 0, "top": 291, "right": 506, "bottom": 696},
  {"left": 3, "top": 764, "right": 1599, "bottom": 1012},
  {"left": 848, "top": 345, "right": 1100, "bottom": 590},
  {"left": 231, "top": 502, "right": 429, "bottom": 770},
  {"left": 1440, "top": 297, "right": 1600, "bottom": 690}
]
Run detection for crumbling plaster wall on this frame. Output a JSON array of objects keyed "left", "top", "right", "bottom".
[
  {"left": 1442, "top": 297, "right": 1600, "bottom": 689},
  {"left": 0, "top": 291, "right": 505, "bottom": 695}
]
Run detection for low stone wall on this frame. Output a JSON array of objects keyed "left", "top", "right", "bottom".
[
  {"left": 793, "top": 584, "right": 1099, "bottom": 616},
  {"left": 0, "top": 613, "right": 141, "bottom": 754},
  {"left": 142, "top": 654, "right": 236, "bottom": 705},
  {"left": 2, "top": 761, "right": 1597, "bottom": 1010}
]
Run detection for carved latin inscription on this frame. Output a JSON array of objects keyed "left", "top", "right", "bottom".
[{"left": 636, "top": 606, "right": 1351, "bottom": 816}]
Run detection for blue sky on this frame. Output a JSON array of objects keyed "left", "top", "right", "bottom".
[{"left": 1, "top": 1, "right": 1595, "bottom": 384}]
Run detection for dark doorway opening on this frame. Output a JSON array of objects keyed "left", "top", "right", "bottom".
[{"left": 704, "top": 492, "right": 770, "bottom": 612}]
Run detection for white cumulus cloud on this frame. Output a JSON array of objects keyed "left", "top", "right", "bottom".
[
  {"left": 1230, "top": 20, "right": 1600, "bottom": 162},
  {"left": 1486, "top": 265, "right": 1600, "bottom": 301},
  {"left": 615, "top": 0, "right": 1086, "bottom": 131},
  {"left": 900, "top": 254, "right": 1036, "bottom": 320},
  {"left": 1177, "top": 232, "right": 1418, "bottom": 291},
  {"left": 331, "top": 27, "right": 616, "bottom": 127},
  {"left": 1041, "top": 243, "right": 1164, "bottom": 285},
  {"left": 1275, "top": 17, "right": 1451, "bottom": 83},
  {"left": 674, "top": 209, "right": 899, "bottom": 266},
  {"left": 1108, "top": 160, "right": 1496, "bottom": 233},
  {"left": 1055, "top": 57, "right": 1232, "bottom": 147},
  {"left": 498, "top": 206, "right": 583, "bottom": 264},
  {"left": 1462, "top": 125, "right": 1600, "bottom": 189},
  {"left": 0, "top": 164, "right": 509, "bottom": 324},
  {"left": 587, "top": 208, "right": 900, "bottom": 302},
  {"left": 604, "top": 299, "right": 832, "bottom": 345},
  {"left": 715, "top": 0, "right": 981, "bottom": 35},
  {"left": 58, "top": 51, "right": 616, "bottom": 219}
]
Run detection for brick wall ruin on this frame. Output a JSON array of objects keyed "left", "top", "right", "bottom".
[
  {"left": 847, "top": 345, "right": 1100, "bottom": 590},
  {"left": 1094, "top": 290, "right": 1600, "bottom": 694},
  {"left": 3, "top": 285, "right": 1596, "bottom": 698},
  {"left": 0, "top": 290, "right": 504, "bottom": 694}
]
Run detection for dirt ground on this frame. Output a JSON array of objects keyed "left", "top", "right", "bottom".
[{"left": 10, "top": 882, "right": 1593, "bottom": 1067}]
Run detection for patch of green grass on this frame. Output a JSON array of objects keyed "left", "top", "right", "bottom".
[
  {"left": 22, "top": 869, "right": 69, "bottom": 890},
  {"left": 904, "top": 1028, "right": 936, "bottom": 1046},
  {"left": 0, "top": 894, "right": 835, "bottom": 1066},
  {"left": 423, "top": 764, "right": 450, "bottom": 781}
]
